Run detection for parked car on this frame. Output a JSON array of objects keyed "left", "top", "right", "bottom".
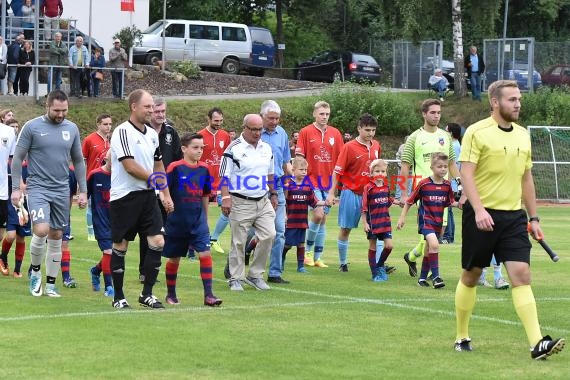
[
  {"left": 133, "top": 19, "right": 252, "bottom": 74},
  {"left": 295, "top": 51, "right": 382, "bottom": 83},
  {"left": 541, "top": 64, "right": 570, "bottom": 87},
  {"left": 248, "top": 26, "right": 275, "bottom": 76},
  {"left": 485, "top": 61, "right": 542, "bottom": 91}
]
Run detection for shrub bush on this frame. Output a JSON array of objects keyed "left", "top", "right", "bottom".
[
  {"left": 168, "top": 61, "right": 201, "bottom": 79},
  {"left": 521, "top": 86, "right": 570, "bottom": 126},
  {"left": 319, "top": 84, "right": 423, "bottom": 135}
]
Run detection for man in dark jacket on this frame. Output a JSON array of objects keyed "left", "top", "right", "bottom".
[
  {"left": 464, "top": 45, "right": 485, "bottom": 101},
  {"left": 7, "top": 33, "right": 24, "bottom": 95}
]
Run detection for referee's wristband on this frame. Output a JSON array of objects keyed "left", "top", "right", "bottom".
[{"left": 221, "top": 195, "right": 231, "bottom": 200}]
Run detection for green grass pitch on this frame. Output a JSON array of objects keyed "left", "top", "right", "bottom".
[{"left": 0, "top": 205, "right": 568, "bottom": 379}]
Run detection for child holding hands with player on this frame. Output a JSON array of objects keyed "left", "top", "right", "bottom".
[{"left": 397, "top": 153, "right": 458, "bottom": 289}]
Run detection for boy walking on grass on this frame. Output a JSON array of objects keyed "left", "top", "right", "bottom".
[
  {"left": 361, "top": 159, "right": 400, "bottom": 282},
  {"left": 162, "top": 133, "right": 222, "bottom": 307},
  {"left": 397, "top": 153, "right": 457, "bottom": 289},
  {"left": 282, "top": 157, "right": 325, "bottom": 274}
]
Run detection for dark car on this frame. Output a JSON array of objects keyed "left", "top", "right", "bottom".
[
  {"left": 64, "top": 26, "right": 105, "bottom": 56},
  {"left": 295, "top": 51, "right": 382, "bottom": 83},
  {"left": 486, "top": 61, "right": 542, "bottom": 91},
  {"left": 541, "top": 64, "right": 570, "bottom": 87}
]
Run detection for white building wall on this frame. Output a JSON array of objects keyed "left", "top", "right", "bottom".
[{"left": 62, "top": 0, "right": 150, "bottom": 58}]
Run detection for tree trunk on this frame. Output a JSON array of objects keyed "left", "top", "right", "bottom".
[{"left": 452, "top": 0, "right": 467, "bottom": 98}]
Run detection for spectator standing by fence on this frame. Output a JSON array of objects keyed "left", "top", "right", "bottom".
[
  {"left": 108, "top": 39, "right": 127, "bottom": 99},
  {"left": 90, "top": 48, "right": 105, "bottom": 97},
  {"left": 17, "top": 40, "right": 34, "bottom": 96},
  {"left": 68, "top": 36, "right": 89, "bottom": 98},
  {"left": 48, "top": 32, "right": 67, "bottom": 93},
  {"left": 7, "top": 34, "right": 24, "bottom": 96}
]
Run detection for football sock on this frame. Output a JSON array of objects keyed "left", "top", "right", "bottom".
[
  {"left": 408, "top": 239, "right": 425, "bottom": 262},
  {"left": 419, "top": 255, "right": 430, "bottom": 279},
  {"left": 338, "top": 239, "right": 348, "bottom": 265},
  {"left": 479, "top": 267, "right": 488, "bottom": 282},
  {"left": 102, "top": 254, "right": 112, "bottom": 288},
  {"left": 111, "top": 248, "right": 126, "bottom": 300},
  {"left": 14, "top": 241, "right": 25, "bottom": 273},
  {"left": 142, "top": 245, "right": 162, "bottom": 296},
  {"left": 512, "top": 285, "right": 543, "bottom": 347},
  {"left": 211, "top": 212, "right": 229, "bottom": 241},
  {"left": 199, "top": 255, "right": 213, "bottom": 297},
  {"left": 378, "top": 247, "right": 392, "bottom": 267},
  {"left": 375, "top": 239, "right": 385, "bottom": 263},
  {"left": 282, "top": 246, "right": 290, "bottom": 268},
  {"left": 305, "top": 221, "right": 319, "bottom": 252},
  {"left": 491, "top": 256, "right": 502, "bottom": 282},
  {"left": 455, "top": 280, "right": 476, "bottom": 340},
  {"left": 46, "top": 239, "right": 62, "bottom": 279},
  {"left": 165, "top": 260, "right": 179, "bottom": 297},
  {"left": 139, "top": 235, "right": 148, "bottom": 275},
  {"left": 428, "top": 252, "right": 439, "bottom": 278},
  {"left": 1, "top": 238, "right": 11, "bottom": 263},
  {"left": 368, "top": 249, "right": 377, "bottom": 276},
  {"left": 30, "top": 234, "right": 46, "bottom": 268},
  {"left": 61, "top": 248, "right": 71, "bottom": 281},
  {"left": 314, "top": 224, "right": 326, "bottom": 261},
  {"left": 296, "top": 246, "right": 305, "bottom": 269}
]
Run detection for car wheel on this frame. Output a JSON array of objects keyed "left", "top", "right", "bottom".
[
  {"left": 296, "top": 69, "right": 303, "bottom": 80},
  {"left": 222, "top": 58, "right": 240, "bottom": 74},
  {"left": 145, "top": 52, "right": 162, "bottom": 66},
  {"left": 332, "top": 71, "right": 342, "bottom": 82}
]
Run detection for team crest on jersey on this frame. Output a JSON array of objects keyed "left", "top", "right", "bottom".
[
  {"left": 219, "top": 140, "right": 225, "bottom": 149},
  {"left": 1, "top": 137, "right": 7, "bottom": 146},
  {"left": 439, "top": 137, "right": 444, "bottom": 146},
  {"left": 62, "top": 131, "right": 70, "bottom": 141},
  {"left": 165, "top": 133, "right": 172, "bottom": 145},
  {"left": 329, "top": 137, "right": 335, "bottom": 146}
]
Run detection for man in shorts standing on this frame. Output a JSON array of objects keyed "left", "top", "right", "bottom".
[
  {"left": 10, "top": 90, "right": 88, "bottom": 297},
  {"left": 295, "top": 101, "right": 343, "bottom": 267},
  {"left": 327, "top": 113, "right": 380, "bottom": 271},
  {"left": 109, "top": 89, "right": 173, "bottom": 309},
  {"left": 454, "top": 80, "right": 565, "bottom": 359}
]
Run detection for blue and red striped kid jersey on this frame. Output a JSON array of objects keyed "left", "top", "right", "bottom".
[
  {"left": 361, "top": 181, "right": 394, "bottom": 234},
  {"left": 166, "top": 160, "right": 212, "bottom": 211},
  {"left": 406, "top": 177, "right": 454, "bottom": 232},
  {"left": 87, "top": 167, "right": 111, "bottom": 239},
  {"left": 285, "top": 179, "right": 319, "bottom": 229}
]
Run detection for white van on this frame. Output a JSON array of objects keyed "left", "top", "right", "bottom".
[{"left": 133, "top": 19, "right": 252, "bottom": 74}]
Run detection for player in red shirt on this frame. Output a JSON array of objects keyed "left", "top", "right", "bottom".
[
  {"left": 397, "top": 153, "right": 457, "bottom": 289},
  {"left": 82, "top": 114, "right": 112, "bottom": 241},
  {"left": 199, "top": 108, "right": 231, "bottom": 256},
  {"left": 294, "top": 101, "right": 343, "bottom": 267},
  {"left": 328, "top": 113, "right": 380, "bottom": 272}
]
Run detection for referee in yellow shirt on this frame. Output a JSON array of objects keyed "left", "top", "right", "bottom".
[{"left": 454, "top": 80, "right": 565, "bottom": 359}]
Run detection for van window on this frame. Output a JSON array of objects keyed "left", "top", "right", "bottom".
[
  {"left": 164, "top": 23, "right": 185, "bottom": 38},
  {"left": 222, "top": 26, "right": 247, "bottom": 42},
  {"left": 250, "top": 29, "right": 273, "bottom": 45},
  {"left": 190, "top": 25, "right": 219, "bottom": 40}
]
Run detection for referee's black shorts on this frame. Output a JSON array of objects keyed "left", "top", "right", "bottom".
[
  {"left": 110, "top": 190, "right": 164, "bottom": 243},
  {"left": 461, "top": 202, "right": 531, "bottom": 270}
]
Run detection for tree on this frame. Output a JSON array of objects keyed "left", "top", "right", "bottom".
[{"left": 452, "top": 0, "right": 467, "bottom": 97}]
